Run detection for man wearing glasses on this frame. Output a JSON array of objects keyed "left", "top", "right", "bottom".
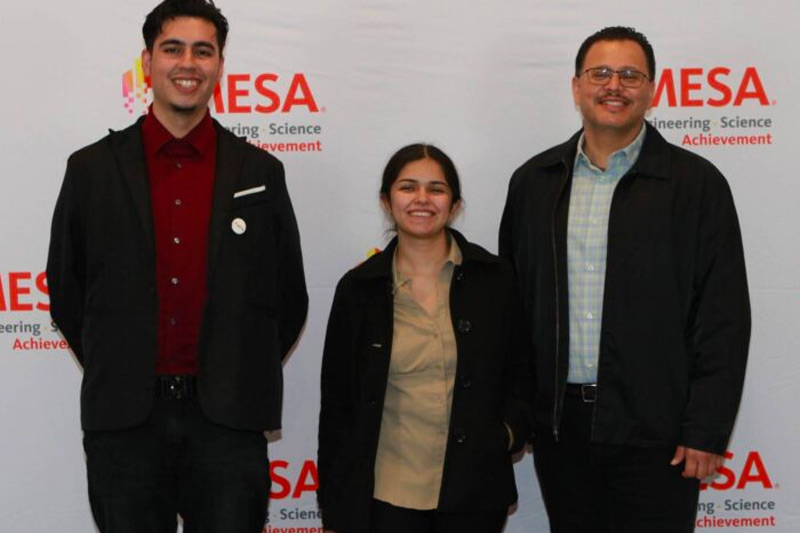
[{"left": 500, "top": 27, "right": 750, "bottom": 532}]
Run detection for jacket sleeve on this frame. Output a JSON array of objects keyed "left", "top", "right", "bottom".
[
  {"left": 499, "top": 265, "right": 533, "bottom": 453},
  {"left": 681, "top": 170, "right": 751, "bottom": 454},
  {"left": 498, "top": 176, "right": 536, "bottom": 445},
  {"left": 272, "top": 161, "right": 309, "bottom": 359},
  {"left": 46, "top": 158, "right": 86, "bottom": 364},
  {"left": 317, "top": 276, "right": 357, "bottom": 526}
]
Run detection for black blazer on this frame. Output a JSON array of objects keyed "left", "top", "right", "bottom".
[
  {"left": 47, "top": 116, "right": 308, "bottom": 432},
  {"left": 317, "top": 230, "right": 531, "bottom": 532}
]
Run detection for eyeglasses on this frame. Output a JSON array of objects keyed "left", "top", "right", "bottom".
[{"left": 579, "top": 66, "right": 650, "bottom": 88}]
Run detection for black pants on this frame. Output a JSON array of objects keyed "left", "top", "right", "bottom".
[
  {"left": 532, "top": 393, "right": 700, "bottom": 533},
  {"left": 83, "top": 397, "right": 269, "bottom": 533},
  {"left": 369, "top": 498, "right": 507, "bottom": 533}
]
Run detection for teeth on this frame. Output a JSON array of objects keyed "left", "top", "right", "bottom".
[
  {"left": 175, "top": 79, "right": 198, "bottom": 88},
  {"left": 409, "top": 211, "right": 433, "bottom": 217}
]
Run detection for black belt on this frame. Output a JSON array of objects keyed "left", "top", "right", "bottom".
[
  {"left": 156, "top": 375, "right": 197, "bottom": 400},
  {"left": 565, "top": 383, "right": 598, "bottom": 403}
]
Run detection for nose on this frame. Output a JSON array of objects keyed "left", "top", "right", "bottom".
[
  {"left": 606, "top": 71, "right": 623, "bottom": 90},
  {"left": 413, "top": 188, "right": 431, "bottom": 203},
  {"left": 178, "top": 48, "right": 197, "bottom": 67}
]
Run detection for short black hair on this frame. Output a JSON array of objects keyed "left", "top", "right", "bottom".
[
  {"left": 380, "top": 144, "right": 462, "bottom": 208},
  {"left": 143, "top": 0, "right": 229, "bottom": 53},
  {"left": 575, "top": 26, "right": 655, "bottom": 80}
]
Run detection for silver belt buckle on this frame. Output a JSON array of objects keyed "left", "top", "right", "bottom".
[{"left": 581, "top": 383, "right": 598, "bottom": 403}]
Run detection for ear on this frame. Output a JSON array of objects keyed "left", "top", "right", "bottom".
[
  {"left": 571, "top": 75, "right": 580, "bottom": 107},
  {"left": 645, "top": 78, "right": 656, "bottom": 111},
  {"left": 448, "top": 199, "right": 463, "bottom": 220},
  {"left": 141, "top": 48, "right": 152, "bottom": 78},
  {"left": 379, "top": 193, "right": 392, "bottom": 216}
]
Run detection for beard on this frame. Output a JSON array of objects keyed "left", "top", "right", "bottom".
[{"left": 169, "top": 103, "right": 199, "bottom": 115}]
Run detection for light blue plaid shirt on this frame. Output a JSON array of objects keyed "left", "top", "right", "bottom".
[{"left": 567, "top": 125, "right": 646, "bottom": 383}]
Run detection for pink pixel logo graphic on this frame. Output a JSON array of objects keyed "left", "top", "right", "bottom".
[{"left": 122, "top": 58, "right": 150, "bottom": 114}]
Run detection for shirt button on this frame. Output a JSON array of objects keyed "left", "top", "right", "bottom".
[
  {"left": 175, "top": 162, "right": 182, "bottom": 169},
  {"left": 169, "top": 317, "right": 177, "bottom": 326},
  {"left": 587, "top": 362, "right": 595, "bottom": 368},
  {"left": 587, "top": 264, "right": 595, "bottom": 272},
  {"left": 587, "top": 312, "right": 594, "bottom": 320},
  {"left": 174, "top": 199, "right": 182, "bottom": 206},
  {"left": 171, "top": 277, "right": 179, "bottom": 285},
  {"left": 173, "top": 237, "right": 181, "bottom": 244}
]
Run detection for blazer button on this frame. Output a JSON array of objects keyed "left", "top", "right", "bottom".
[
  {"left": 457, "top": 319, "right": 472, "bottom": 333},
  {"left": 454, "top": 270, "right": 464, "bottom": 283},
  {"left": 453, "top": 428, "right": 467, "bottom": 444},
  {"left": 459, "top": 374, "right": 472, "bottom": 389}
]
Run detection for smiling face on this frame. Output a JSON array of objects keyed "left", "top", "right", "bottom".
[
  {"left": 142, "top": 16, "right": 223, "bottom": 129},
  {"left": 572, "top": 39, "right": 654, "bottom": 142},
  {"left": 381, "top": 158, "right": 460, "bottom": 241}
]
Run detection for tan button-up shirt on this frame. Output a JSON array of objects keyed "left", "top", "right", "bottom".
[{"left": 373, "top": 240, "right": 462, "bottom": 510}]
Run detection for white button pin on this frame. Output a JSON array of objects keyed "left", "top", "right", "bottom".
[{"left": 231, "top": 218, "right": 247, "bottom": 235}]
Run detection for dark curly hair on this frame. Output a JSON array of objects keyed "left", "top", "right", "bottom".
[{"left": 143, "top": 0, "right": 229, "bottom": 54}]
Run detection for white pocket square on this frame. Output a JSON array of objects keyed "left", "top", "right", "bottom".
[{"left": 233, "top": 185, "right": 266, "bottom": 198}]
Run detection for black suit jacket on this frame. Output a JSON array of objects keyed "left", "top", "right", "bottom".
[{"left": 47, "top": 116, "right": 308, "bottom": 432}]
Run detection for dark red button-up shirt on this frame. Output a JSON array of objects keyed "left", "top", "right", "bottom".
[{"left": 142, "top": 109, "right": 217, "bottom": 375}]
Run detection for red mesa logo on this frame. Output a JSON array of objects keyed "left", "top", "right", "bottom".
[
  {"left": 653, "top": 67, "right": 770, "bottom": 108},
  {"left": 700, "top": 450, "right": 774, "bottom": 491},
  {"left": 270, "top": 460, "right": 319, "bottom": 500}
]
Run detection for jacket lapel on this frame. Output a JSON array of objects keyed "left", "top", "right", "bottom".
[
  {"left": 111, "top": 119, "right": 155, "bottom": 260},
  {"left": 207, "top": 124, "right": 246, "bottom": 280}
]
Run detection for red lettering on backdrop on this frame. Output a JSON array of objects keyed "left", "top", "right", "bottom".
[
  {"left": 36, "top": 272, "right": 50, "bottom": 311},
  {"left": 0, "top": 275, "right": 6, "bottom": 311},
  {"left": 737, "top": 451, "right": 774, "bottom": 489},
  {"left": 292, "top": 460, "right": 319, "bottom": 498},
  {"left": 210, "top": 73, "right": 320, "bottom": 114},
  {"left": 9, "top": 272, "right": 33, "bottom": 311},
  {"left": 735, "top": 67, "right": 769, "bottom": 106},
  {"left": 255, "top": 74, "right": 281, "bottom": 113},
  {"left": 680, "top": 68, "right": 704, "bottom": 107},
  {"left": 228, "top": 74, "right": 252, "bottom": 113},
  {"left": 653, "top": 69, "right": 677, "bottom": 107},
  {"left": 706, "top": 67, "right": 732, "bottom": 107},
  {"left": 282, "top": 74, "right": 319, "bottom": 113},
  {"left": 270, "top": 460, "right": 292, "bottom": 499},
  {"left": 700, "top": 451, "right": 774, "bottom": 491},
  {"left": 269, "top": 460, "right": 319, "bottom": 499},
  {"left": 652, "top": 67, "right": 769, "bottom": 108}
]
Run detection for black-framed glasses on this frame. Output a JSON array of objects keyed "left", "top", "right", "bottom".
[{"left": 579, "top": 66, "right": 650, "bottom": 88}]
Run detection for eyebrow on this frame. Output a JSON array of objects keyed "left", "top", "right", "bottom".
[
  {"left": 158, "top": 39, "right": 217, "bottom": 50},
  {"left": 395, "top": 178, "right": 450, "bottom": 186}
]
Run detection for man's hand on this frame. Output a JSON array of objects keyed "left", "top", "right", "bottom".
[{"left": 671, "top": 445, "right": 725, "bottom": 480}]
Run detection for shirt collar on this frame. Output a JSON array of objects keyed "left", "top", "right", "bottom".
[
  {"left": 142, "top": 106, "right": 215, "bottom": 159},
  {"left": 575, "top": 122, "right": 647, "bottom": 172},
  {"left": 392, "top": 236, "right": 463, "bottom": 290}
]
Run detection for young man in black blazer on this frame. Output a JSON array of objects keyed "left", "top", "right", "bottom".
[{"left": 47, "top": 1, "right": 307, "bottom": 530}]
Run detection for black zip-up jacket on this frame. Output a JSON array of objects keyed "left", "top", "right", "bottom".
[
  {"left": 499, "top": 123, "right": 750, "bottom": 454},
  {"left": 317, "top": 229, "right": 531, "bottom": 532}
]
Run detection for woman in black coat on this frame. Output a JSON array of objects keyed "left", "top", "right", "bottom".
[{"left": 317, "top": 144, "right": 530, "bottom": 533}]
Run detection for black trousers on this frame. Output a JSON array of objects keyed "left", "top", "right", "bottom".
[
  {"left": 532, "top": 393, "right": 700, "bottom": 533},
  {"left": 83, "top": 397, "right": 269, "bottom": 533},
  {"left": 369, "top": 498, "right": 507, "bottom": 533}
]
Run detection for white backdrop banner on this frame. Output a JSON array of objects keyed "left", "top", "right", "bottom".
[{"left": 1, "top": 1, "right": 797, "bottom": 531}]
